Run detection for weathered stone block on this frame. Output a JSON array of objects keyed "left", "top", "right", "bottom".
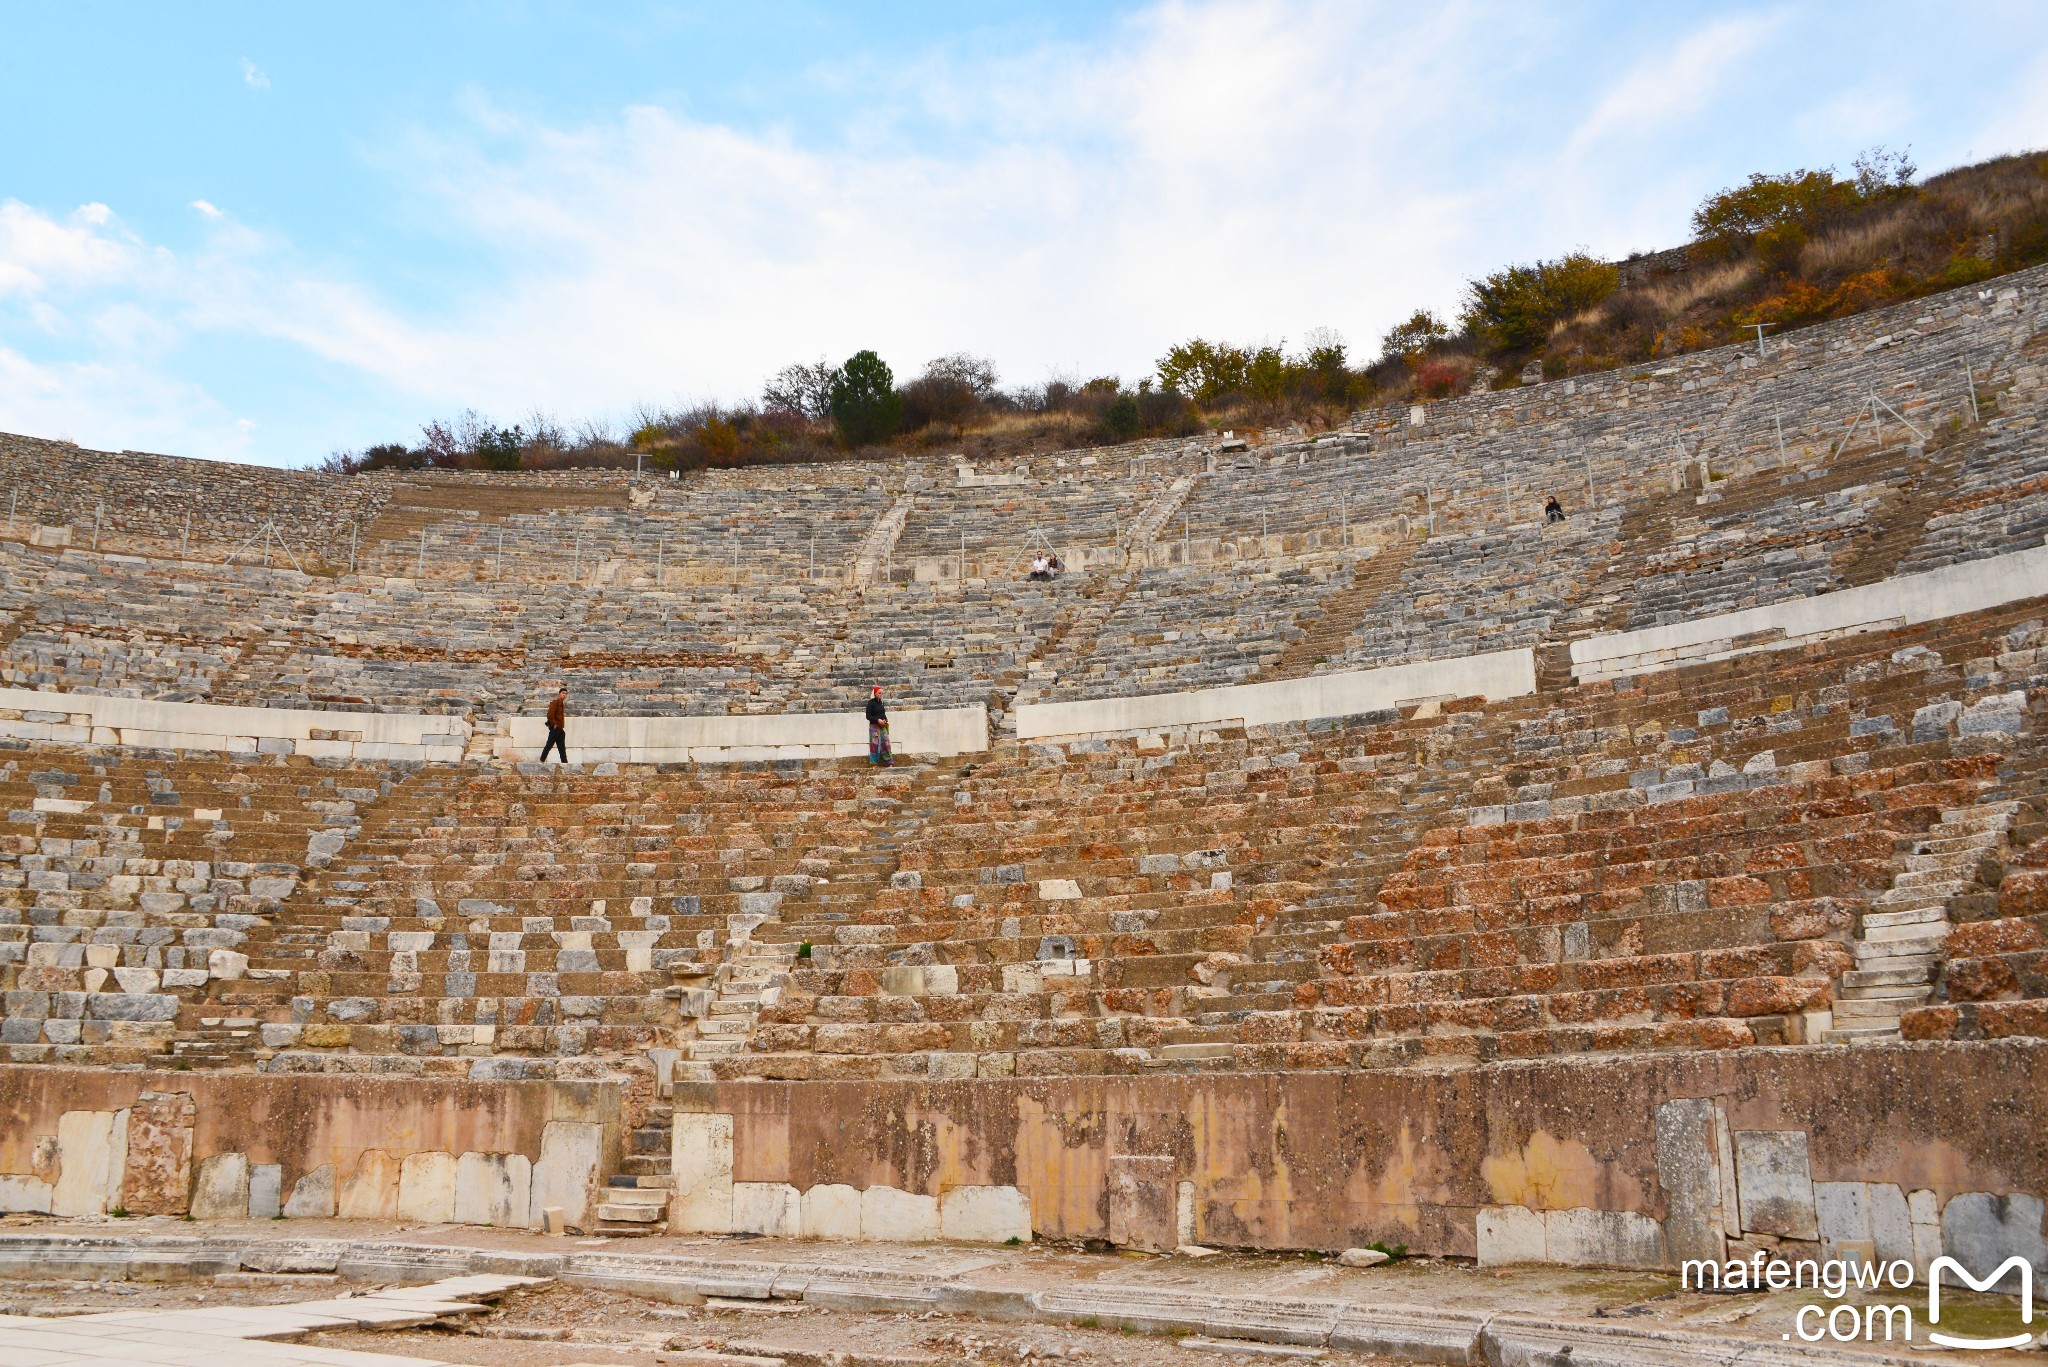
[
  {"left": 121, "top": 1090, "right": 195, "bottom": 1217},
  {"left": 861, "top": 1184, "right": 939, "bottom": 1242},
  {"left": 1108, "top": 1155, "right": 1177, "bottom": 1252},
  {"left": 670, "top": 1112, "right": 735, "bottom": 1235},
  {"left": 531, "top": 1120, "right": 604, "bottom": 1233},
  {"left": 338, "top": 1148, "right": 400, "bottom": 1219},
  {"left": 733, "top": 1181, "right": 801, "bottom": 1237},
  {"left": 801, "top": 1183, "right": 862, "bottom": 1240},
  {"left": 940, "top": 1184, "right": 1031, "bottom": 1244},
  {"left": 190, "top": 1151, "right": 250, "bottom": 1220},
  {"left": 1734, "top": 1130, "right": 1818, "bottom": 1239},
  {"left": 249, "top": 1163, "right": 283, "bottom": 1220},
  {"left": 454, "top": 1151, "right": 532, "bottom": 1228},
  {"left": 284, "top": 1164, "right": 336, "bottom": 1219},
  {"left": 52, "top": 1108, "right": 126, "bottom": 1217}
]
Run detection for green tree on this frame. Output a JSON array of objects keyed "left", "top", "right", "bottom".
[
  {"left": 1378, "top": 310, "right": 1448, "bottom": 364},
  {"left": 1300, "top": 328, "right": 1349, "bottom": 400},
  {"left": 1246, "top": 344, "right": 1289, "bottom": 405},
  {"left": 1691, "top": 169, "right": 1861, "bottom": 257},
  {"left": 1101, "top": 391, "right": 1140, "bottom": 442},
  {"left": 474, "top": 424, "right": 525, "bottom": 471},
  {"left": 828, "top": 350, "right": 902, "bottom": 446},
  {"left": 1460, "top": 253, "right": 1618, "bottom": 351},
  {"left": 1156, "top": 338, "right": 1251, "bottom": 405}
]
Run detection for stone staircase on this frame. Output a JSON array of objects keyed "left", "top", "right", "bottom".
[
  {"left": 1829, "top": 798, "right": 2021, "bottom": 1043},
  {"left": 672, "top": 936, "right": 799, "bottom": 1084},
  {"left": 1255, "top": 537, "right": 1417, "bottom": 682},
  {"left": 595, "top": 1101, "right": 674, "bottom": 1235},
  {"left": 1127, "top": 473, "right": 1200, "bottom": 548},
  {"left": 849, "top": 491, "right": 917, "bottom": 585}
]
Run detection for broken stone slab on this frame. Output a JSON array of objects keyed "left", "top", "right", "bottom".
[
  {"left": 1328, "top": 1305, "right": 1490, "bottom": 1362},
  {"left": 1335, "top": 1247, "right": 1389, "bottom": 1268}
]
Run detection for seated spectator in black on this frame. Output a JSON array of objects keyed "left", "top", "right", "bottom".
[{"left": 1545, "top": 495, "right": 1566, "bottom": 524}]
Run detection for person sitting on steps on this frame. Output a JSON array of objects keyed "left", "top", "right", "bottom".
[
  {"left": 1545, "top": 495, "right": 1566, "bottom": 524},
  {"left": 1029, "top": 554, "right": 1052, "bottom": 581}
]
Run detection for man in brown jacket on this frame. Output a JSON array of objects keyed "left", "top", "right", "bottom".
[{"left": 542, "top": 686, "right": 569, "bottom": 763}]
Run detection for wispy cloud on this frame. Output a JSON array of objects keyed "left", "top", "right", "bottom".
[
  {"left": 1568, "top": 15, "right": 1778, "bottom": 156},
  {"left": 190, "top": 199, "right": 223, "bottom": 219},
  {"left": 241, "top": 58, "right": 269, "bottom": 93}
]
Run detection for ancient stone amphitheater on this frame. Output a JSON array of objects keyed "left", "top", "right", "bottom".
[{"left": 0, "top": 267, "right": 2044, "bottom": 1278}]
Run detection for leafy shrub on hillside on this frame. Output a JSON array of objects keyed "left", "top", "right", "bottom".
[
  {"left": 829, "top": 350, "right": 903, "bottom": 447},
  {"left": 1460, "top": 253, "right": 1618, "bottom": 351},
  {"left": 900, "top": 353, "right": 1001, "bottom": 430},
  {"left": 1157, "top": 339, "right": 1253, "bottom": 406},
  {"left": 1101, "top": 391, "right": 1140, "bottom": 442},
  {"left": 1692, "top": 169, "right": 1863, "bottom": 261},
  {"left": 1412, "top": 357, "right": 1466, "bottom": 399},
  {"left": 1378, "top": 310, "right": 1449, "bottom": 364}
]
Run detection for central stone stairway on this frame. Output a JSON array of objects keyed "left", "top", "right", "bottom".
[
  {"left": 1255, "top": 535, "right": 1416, "bottom": 682},
  {"left": 596, "top": 1100, "right": 674, "bottom": 1234},
  {"left": 672, "top": 937, "right": 799, "bottom": 1084},
  {"left": 1830, "top": 797, "right": 2020, "bottom": 1042}
]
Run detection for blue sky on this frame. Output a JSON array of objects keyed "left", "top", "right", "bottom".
[{"left": 4, "top": 1, "right": 2047, "bottom": 467}]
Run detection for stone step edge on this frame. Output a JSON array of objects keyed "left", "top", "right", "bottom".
[{"left": 0, "top": 1231, "right": 1930, "bottom": 1367}]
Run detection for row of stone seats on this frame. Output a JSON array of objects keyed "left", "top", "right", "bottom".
[
  {"left": 1609, "top": 471, "right": 1899, "bottom": 630},
  {"left": 0, "top": 542, "right": 304, "bottom": 704},
  {"left": 356, "top": 474, "right": 892, "bottom": 583},
  {"left": 721, "top": 597, "right": 2043, "bottom": 1078},
  {"left": 1328, "top": 510, "right": 1623, "bottom": 673},
  {"left": 0, "top": 273, "right": 2035, "bottom": 725},
  {"left": 737, "top": 694, "right": 1557, "bottom": 1078},
  {"left": 1897, "top": 345, "right": 2048, "bottom": 576},
  {"left": 210, "top": 762, "right": 894, "bottom": 1072},
  {"left": 1, "top": 628, "right": 240, "bottom": 702},
  {"left": 0, "top": 750, "right": 397, "bottom": 1064},
  {"left": 0, "top": 431, "right": 393, "bottom": 568},
  {"left": 893, "top": 448, "right": 1181, "bottom": 563},
  {"left": 1698, "top": 275, "right": 2038, "bottom": 478},
  {"left": 1027, "top": 559, "right": 1352, "bottom": 699}
]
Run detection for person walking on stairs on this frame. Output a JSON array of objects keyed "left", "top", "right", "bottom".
[
  {"left": 542, "top": 685, "right": 570, "bottom": 763},
  {"left": 866, "top": 685, "right": 893, "bottom": 766}
]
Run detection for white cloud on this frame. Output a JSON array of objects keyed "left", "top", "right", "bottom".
[
  {"left": 0, "top": 343, "right": 253, "bottom": 460},
  {"left": 241, "top": 59, "right": 270, "bottom": 93},
  {"left": 1568, "top": 15, "right": 1777, "bottom": 155},
  {"left": 0, "top": 200, "right": 138, "bottom": 297},
  {"left": 191, "top": 199, "right": 223, "bottom": 219}
]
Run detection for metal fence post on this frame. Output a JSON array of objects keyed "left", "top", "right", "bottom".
[
  {"left": 1965, "top": 363, "right": 1981, "bottom": 422},
  {"left": 1773, "top": 413, "right": 1786, "bottom": 468},
  {"left": 94, "top": 501, "right": 103, "bottom": 550},
  {"left": 416, "top": 525, "right": 427, "bottom": 578},
  {"left": 348, "top": 520, "right": 356, "bottom": 574}
]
